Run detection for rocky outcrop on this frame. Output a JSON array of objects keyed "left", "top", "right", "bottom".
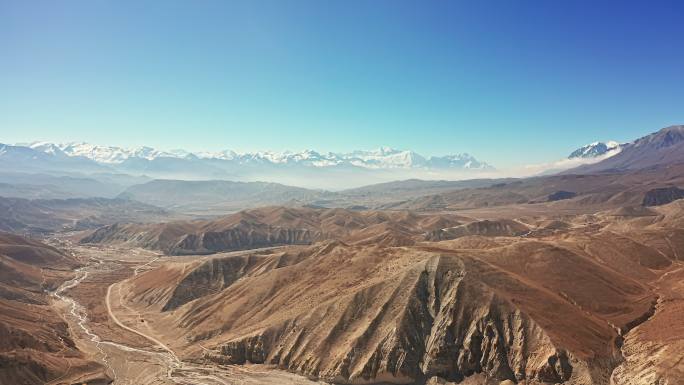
[
  {"left": 426, "top": 220, "right": 529, "bottom": 241},
  {"left": 81, "top": 222, "right": 321, "bottom": 255},
  {"left": 162, "top": 254, "right": 266, "bottom": 311},
  {"left": 548, "top": 190, "right": 577, "bottom": 202},
  {"left": 169, "top": 227, "right": 317, "bottom": 255},
  {"left": 642, "top": 186, "right": 684, "bottom": 206}
]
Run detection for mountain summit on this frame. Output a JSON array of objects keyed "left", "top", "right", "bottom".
[
  {"left": 568, "top": 141, "right": 622, "bottom": 159},
  {"left": 567, "top": 125, "right": 684, "bottom": 173}
]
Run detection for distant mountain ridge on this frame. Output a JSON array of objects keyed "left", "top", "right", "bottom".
[
  {"left": 25, "top": 142, "right": 492, "bottom": 170},
  {"left": 0, "top": 196, "right": 172, "bottom": 234},
  {"left": 567, "top": 125, "right": 684, "bottom": 174},
  {"left": 568, "top": 141, "right": 622, "bottom": 159},
  {"left": 118, "top": 179, "right": 334, "bottom": 214}
]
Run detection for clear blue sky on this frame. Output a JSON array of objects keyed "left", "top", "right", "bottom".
[{"left": 1, "top": 1, "right": 683, "bottom": 167}]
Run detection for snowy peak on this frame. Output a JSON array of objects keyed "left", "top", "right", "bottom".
[
  {"left": 21, "top": 141, "right": 493, "bottom": 170},
  {"left": 562, "top": 125, "right": 684, "bottom": 175},
  {"left": 568, "top": 141, "right": 622, "bottom": 159},
  {"left": 427, "top": 153, "right": 486, "bottom": 169},
  {"left": 346, "top": 148, "right": 427, "bottom": 169},
  {"left": 28, "top": 142, "right": 68, "bottom": 157},
  {"left": 29, "top": 142, "right": 179, "bottom": 164}
]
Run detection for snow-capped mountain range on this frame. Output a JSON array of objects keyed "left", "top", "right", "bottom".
[
  {"left": 0, "top": 139, "right": 630, "bottom": 190},
  {"left": 25, "top": 142, "right": 492, "bottom": 170}
]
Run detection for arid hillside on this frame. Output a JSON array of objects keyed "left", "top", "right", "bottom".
[
  {"left": 65, "top": 125, "right": 684, "bottom": 384},
  {"left": 111, "top": 199, "right": 684, "bottom": 385},
  {"left": 385, "top": 163, "right": 684, "bottom": 214},
  {"left": 0, "top": 232, "right": 109, "bottom": 385},
  {"left": 80, "top": 206, "right": 470, "bottom": 254},
  {"left": 0, "top": 196, "right": 173, "bottom": 235}
]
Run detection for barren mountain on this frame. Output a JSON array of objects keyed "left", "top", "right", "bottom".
[
  {"left": 425, "top": 219, "right": 530, "bottom": 240},
  {"left": 80, "top": 123, "right": 684, "bottom": 383},
  {"left": 334, "top": 179, "right": 514, "bottom": 209},
  {"left": 567, "top": 125, "right": 684, "bottom": 174},
  {"left": 0, "top": 196, "right": 172, "bottom": 235},
  {"left": 0, "top": 232, "right": 109, "bottom": 385},
  {"left": 386, "top": 164, "right": 684, "bottom": 214},
  {"left": 4, "top": 125, "right": 684, "bottom": 385},
  {"left": 81, "top": 206, "right": 468, "bottom": 255},
  {"left": 114, "top": 178, "right": 519, "bottom": 215},
  {"left": 113, "top": 200, "right": 684, "bottom": 384},
  {"left": 118, "top": 179, "right": 335, "bottom": 214}
]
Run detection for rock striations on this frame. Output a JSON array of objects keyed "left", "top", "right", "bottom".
[
  {"left": 115, "top": 200, "right": 684, "bottom": 384},
  {"left": 208, "top": 256, "right": 577, "bottom": 384}
]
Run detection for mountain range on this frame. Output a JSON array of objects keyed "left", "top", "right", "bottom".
[
  {"left": 0, "top": 142, "right": 500, "bottom": 190},
  {"left": 71, "top": 122, "right": 684, "bottom": 384},
  {"left": 25, "top": 142, "right": 492, "bottom": 170},
  {"left": 3, "top": 125, "right": 684, "bottom": 385},
  {"left": 0, "top": 132, "right": 662, "bottom": 212}
]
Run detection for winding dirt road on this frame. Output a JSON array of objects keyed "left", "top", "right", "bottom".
[{"left": 52, "top": 245, "right": 327, "bottom": 385}]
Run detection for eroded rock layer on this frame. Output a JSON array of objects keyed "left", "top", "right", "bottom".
[
  {"left": 208, "top": 256, "right": 580, "bottom": 384},
  {"left": 114, "top": 201, "right": 684, "bottom": 384}
]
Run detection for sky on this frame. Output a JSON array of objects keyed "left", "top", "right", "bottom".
[{"left": 1, "top": 0, "right": 683, "bottom": 168}]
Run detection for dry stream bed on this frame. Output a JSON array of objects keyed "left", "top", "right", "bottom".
[{"left": 50, "top": 243, "right": 326, "bottom": 385}]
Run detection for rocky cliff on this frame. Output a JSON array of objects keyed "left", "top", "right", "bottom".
[{"left": 203, "top": 256, "right": 581, "bottom": 384}]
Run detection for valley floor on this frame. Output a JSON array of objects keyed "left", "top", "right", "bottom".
[{"left": 49, "top": 242, "right": 328, "bottom": 385}]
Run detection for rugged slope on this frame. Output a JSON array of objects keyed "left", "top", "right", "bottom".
[
  {"left": 0, "top": 196, "right": 172, "bottom": 235},
  {"left": 207, "top": 255, "right": 580, "bottom": 384},
  {"left": 81, "top": 206, "right": 467, "bottom": 255},
  {"left": 568, "top": 125, "right": 684, "bottom": 174},
  {"left": 0, "top": 232, "right": 109, "bottom": 385},
  {"left": 118, "top": 202, "right": 684, "bottom": 384}
]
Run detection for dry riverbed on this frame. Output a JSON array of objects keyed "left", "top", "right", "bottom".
[{"left": 50, "top": 242, "right": 327, "bottom": 385}]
